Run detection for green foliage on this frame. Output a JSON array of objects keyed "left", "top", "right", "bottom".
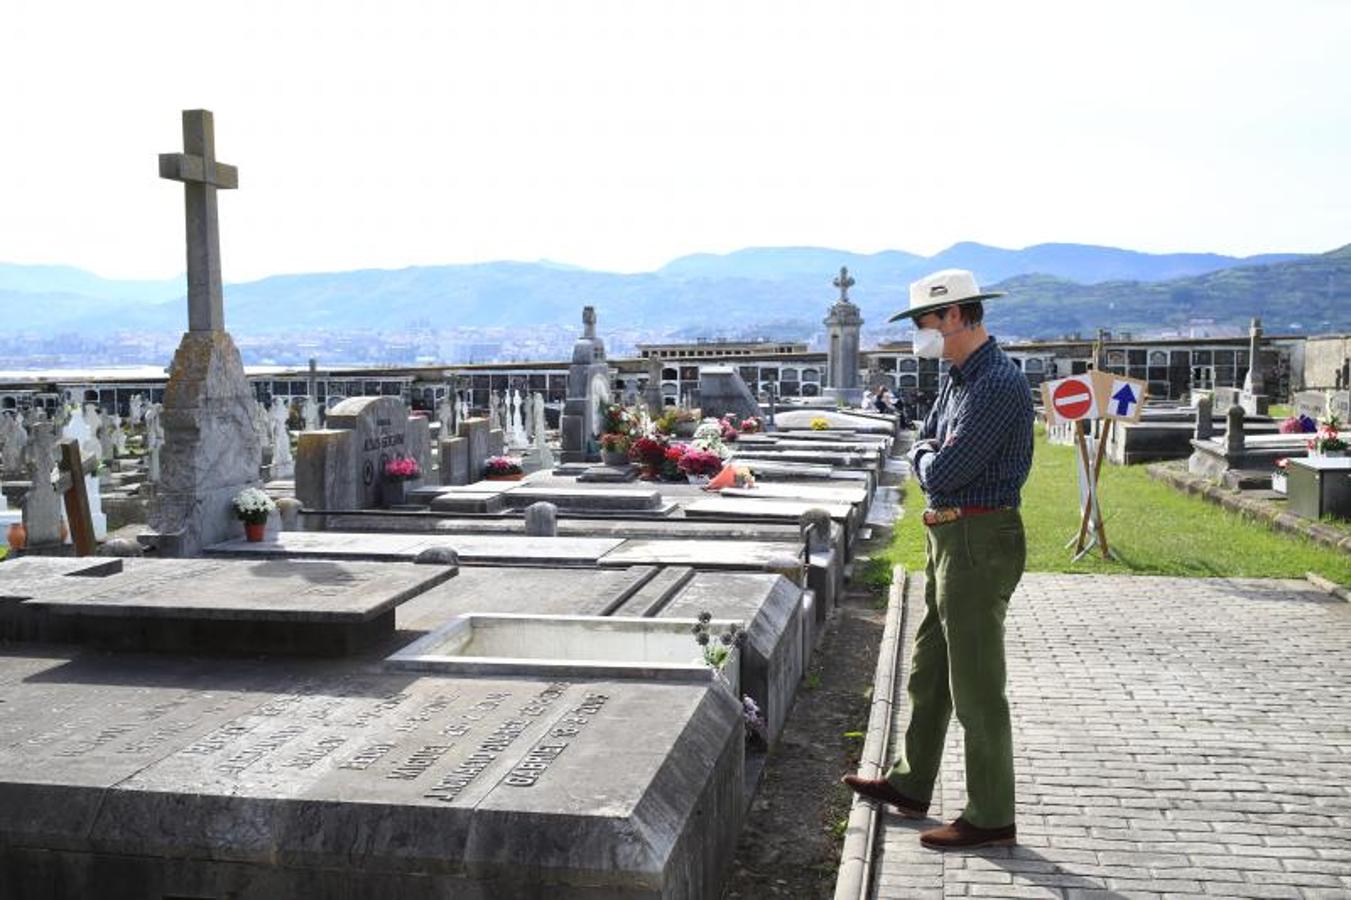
[{"left": 884, "top": 426, "right": 1351, "bottom": 584}]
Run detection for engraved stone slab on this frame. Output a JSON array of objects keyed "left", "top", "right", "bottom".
[
  {"left": 209, "top": 531, "right": 625, "bottom": 566},
  {"left": 598, "top": 539, "right": 804, "bottom": 571},
  {"left": 684, "top": 496, "right": 856, "bottom": 524},
  {"left": 0, "top": 653, "right": 743, "bottom": 899}
]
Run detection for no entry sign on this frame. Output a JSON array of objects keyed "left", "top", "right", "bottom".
[{"left": 1048, "top": 375, "right": 1098, "bottom": 423}]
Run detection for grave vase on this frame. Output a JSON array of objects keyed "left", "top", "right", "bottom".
[
  {"left": 601, "top": 449, "right": 629, "bottom": 467},
  {"left": 383, "top": 479, "right": 408, "bottom": 507},
  {"left": 6, "top": 522, "right": 25, "bottom": 550},
  {"left": 244, "top": 521, "right": 266, "bottom": 542},
  {"left": 484, "top": 472, "right": 524, "bottom": 482}
]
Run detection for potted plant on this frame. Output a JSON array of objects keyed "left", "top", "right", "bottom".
[
  {"left": 1308, "top": 416, "right": 1347, "bottom": 458},
  {"left": 232, "top": 487, "right": 276, "bottom": 542},
  {"left": 599, "top": 432, "right": 631, "bottom": 467},
  {"left": 383, "top": 456, "right": 421, "bottom": 506},
  {"left": 671, "top": 408, "right": 701, "bottom": 438},
  {"left": 1272, "top": 458, "right": 1288, "bottom": 495},
  {"left": 483, "top": 455, "right": 525, "bottom": 481},
  {"left": 739, "top": 416, "right": 763, "bottom": 435}
]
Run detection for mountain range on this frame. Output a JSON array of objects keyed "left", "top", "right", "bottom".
[{"left": 1, "top": 242, "right": 1344, "bottom": 340}]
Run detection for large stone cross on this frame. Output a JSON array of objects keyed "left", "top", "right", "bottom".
[
  {"left": 159, "top": 109, "right": 237, "bottom": 333},
  {"left": 833, "top": 266, "right": 855, "bottom": 303}
]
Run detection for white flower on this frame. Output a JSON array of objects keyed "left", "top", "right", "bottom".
[{"left": 232, "top": 487, "right": 276, "bottom": 516}]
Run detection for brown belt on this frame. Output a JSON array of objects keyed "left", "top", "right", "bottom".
[{"left": 921, "top": 505, "right": 1010, "bottom": 527}]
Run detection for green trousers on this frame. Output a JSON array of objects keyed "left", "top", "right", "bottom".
[{"left": 887, "top": 508, "right": 1026, "bottom": 828}]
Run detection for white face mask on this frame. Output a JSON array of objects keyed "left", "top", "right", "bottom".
[{"left": 913, "top": 327, "right": 946, "bottom": 359}]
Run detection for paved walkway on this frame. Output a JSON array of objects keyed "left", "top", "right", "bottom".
[{"left": 871, "top": 574, "right": 1351, "bottom": 899}]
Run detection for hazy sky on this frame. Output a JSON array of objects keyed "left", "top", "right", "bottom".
[{"left": 2, "top": 1, "right": 1348, "bottom": 281}]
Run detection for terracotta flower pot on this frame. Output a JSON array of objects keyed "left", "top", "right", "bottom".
[
  {"left": 244, "top": 521, "right": 267, "bottom": 542},
  {"left": 484, "top": 473, "right": 524, "bottom": 482},
  {"left": 6, "top": 522, "right": 26, "bottom": 551}
]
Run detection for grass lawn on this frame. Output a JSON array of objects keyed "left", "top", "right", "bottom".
[
  {"left": 883, "top": 426, "right": 1351, "bottom": 584},
  {"left": 1268, "top": 403, "right": 1294, "bottom": 419}
]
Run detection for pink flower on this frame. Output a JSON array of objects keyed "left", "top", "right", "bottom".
[{"left": 384, "top": 457, "right": 421, "bottom": 479}]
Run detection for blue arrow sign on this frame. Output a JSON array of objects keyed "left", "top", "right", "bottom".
[{"left": 1111, "top": 383, "right": 1138, "bottom": 416}]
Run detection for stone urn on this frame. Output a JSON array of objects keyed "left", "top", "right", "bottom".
[{"left": 601, "top": 449, "right": 629, "bottom": 467}]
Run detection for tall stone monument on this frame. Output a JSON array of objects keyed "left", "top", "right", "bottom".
[
  {"left": 1240, "top": 316, "right": 1270, "bottom": 416},
  {"left": 823, "top": 266, "right": 864, "bottom": 406},
  {"left": 560, "top": 306, "right": 611, "bottom": 464},
  {"left": 148, "top": 109, "right": 262, "bottom": 557}
]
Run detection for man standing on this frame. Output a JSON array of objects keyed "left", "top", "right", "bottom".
[{"left": 843, "top": 269, "right": 1034, "bottom": 850}]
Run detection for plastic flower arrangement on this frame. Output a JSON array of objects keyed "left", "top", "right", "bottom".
[
  {"left": 231, "top": 487, "right": 276, "bottom": 524},
  {"left": 690, "top": 611, "right": 747, "bottom": 669},
  {"left": 677, "top": 448, "right": 724, "bottom": 477},
  {"left": 1274, "top": 457, "right": 1288, "bottom": 470},
  {"left": 718, "top": 417, "right": 739, "bottom": 442},
  {"left": 739, "top": 416, "right": 763, "bottom": 434},
  {"left": 733, "top": 466, "right": 756, "bottom": 488},
  {"left": 1309, "top": 415, "right": 1347, "bottom": 454},
  {"left": 384, "top": 456, "right": 421, "bottom": 480},
  {"left": 483, "top": 455, "right": 524, "bottom": 476},
  {"left": 1280, "top": 415, "right": 1316, "bottom": 434},
  {"left": 599, "top": 432, "right": 631, "bottom": 452},
  {"left": 810, "top": 416, "right": 831, "bottom": 431},
  {"left": 600, "top": 402, "right": 639, "bottom": 439}
]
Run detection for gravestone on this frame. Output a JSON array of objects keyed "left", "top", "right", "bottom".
[
  {"left": 270, "top": 397, "right": 294, "bottom": 478},
  {"left": 298, "top": 396, "right": 430, "bottom": 511},
  {"left": 698, "top": 366, "right": 761, "bottom": 420},
  {"left": 20, "top": 422, "right": 63, "bottom": 547},
  {"left": 457, "top": 417, "right": 490, "bottom": 483},
  {"left": 0, "top": 413, "right": 26, "bottom": 478},
  {"left": 439, "top": 435, "right": 469, "bottom": 486},
  {"left": 1194, "top": 393, "right": 1214, "bottom": 441},
  {"left": 144, "top": 403, "right": 165, "bottom": 484},
  {"left": 149, "top": 109, "right": 262, "bottom": 557},
  {"left": 1240, "top": 317, "right": 1270, "bottom": 416},
  {"left": 560, "top": 306, "right": 611, "bottom": 464}
]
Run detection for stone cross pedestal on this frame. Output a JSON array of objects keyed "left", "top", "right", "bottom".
[
  {"left": 824, "top": 266, "right": 865, "bottom": 406},
  {"left": 148, "top": 109, "right": 261, "bottom": 557}
]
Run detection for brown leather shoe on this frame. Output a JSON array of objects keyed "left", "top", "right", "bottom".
[
  {"left": 919, "top": 817, "right": 1016, "bottom": 850},
  {"left": 839, "top": 775, "right": 930, "bottom": 818}
]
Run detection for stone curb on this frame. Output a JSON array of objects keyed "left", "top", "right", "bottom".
[
  {"left": 832, "top": 564, "right": 908, "bottom": 900},
  {"left": 1305, "top": 570, "right": 1351, "bottom": 602},
  {"left": 1145, "top": 463, "right": 1351, "bottom": 556}
]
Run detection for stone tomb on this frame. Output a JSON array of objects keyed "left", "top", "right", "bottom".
[
  {"left": 209, "top": 531, "right": 626, "bottom": 567},
  {"left": 0, "top": 653, "right": 742, "bottom": 899},
  {"left": 296, "top": 396, "right": 431, "bottom": 511},
  {"left": 1, "top": 557, "right": 455, "bottom": 655}
]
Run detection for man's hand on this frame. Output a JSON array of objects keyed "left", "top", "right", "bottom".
[{"left": 906, "top": 438, "right": 938, "bottom": 472}]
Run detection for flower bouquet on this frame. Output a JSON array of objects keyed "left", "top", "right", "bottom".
[
  {"left": 1308, "top": 416, "right": 1347, "bottom": 457},
  {"left": 483, "top": 455, "right": 525, "bottom": 480},
  {"left": 232, "top": 486, "right": 275, "bottom": 542},
  {"left": 739, "top": 416, "right": 763, "bottom": 434},
  {"left": 630, "top": 435, "right": 670, "bottom": 478},
  {"left": 677, "top": 448, "right": 724, "bottom": 484},
  {"left": 690, "top": 611, "right": 747, "bottom": 671},
  {"left": 810, "top": 416, "right": 831, "bottom": 431},
  {"left": 384, "top": 456, "right": 421, "bottom": 480}
]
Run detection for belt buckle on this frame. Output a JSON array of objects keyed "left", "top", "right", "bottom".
[{"left": 922, "top": 507, "right": 962, "bottom": 527}]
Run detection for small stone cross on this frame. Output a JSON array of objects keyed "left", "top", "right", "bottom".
[
  {"left": 159, "top": 109, "right": 238, "bottom": 332},
  {"left": 833, "top": 266, "right": 855, "bottom": 303}
]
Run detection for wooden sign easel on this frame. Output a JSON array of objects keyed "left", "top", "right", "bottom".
[{"left": 1065, "top": 419, "right": 1114, "bottom": 561}]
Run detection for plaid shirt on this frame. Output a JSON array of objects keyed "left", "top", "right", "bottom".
[{"left": 914, "top": 337, "right": 1034, "bottom": 509}]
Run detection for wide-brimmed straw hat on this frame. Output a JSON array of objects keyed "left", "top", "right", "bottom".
[{"left": 887, "top": 269, "right": 1006, "bottom": 323}]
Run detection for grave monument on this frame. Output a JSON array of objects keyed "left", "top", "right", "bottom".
[
  {"left": 560, "top": 306, "right": 611, "bottom": 464},
  {"left": 147, "top": 109, "right": 263, "bottom": 557},
  {"left": 824, "top": 266, "right": 865, "bottom": 406}
]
